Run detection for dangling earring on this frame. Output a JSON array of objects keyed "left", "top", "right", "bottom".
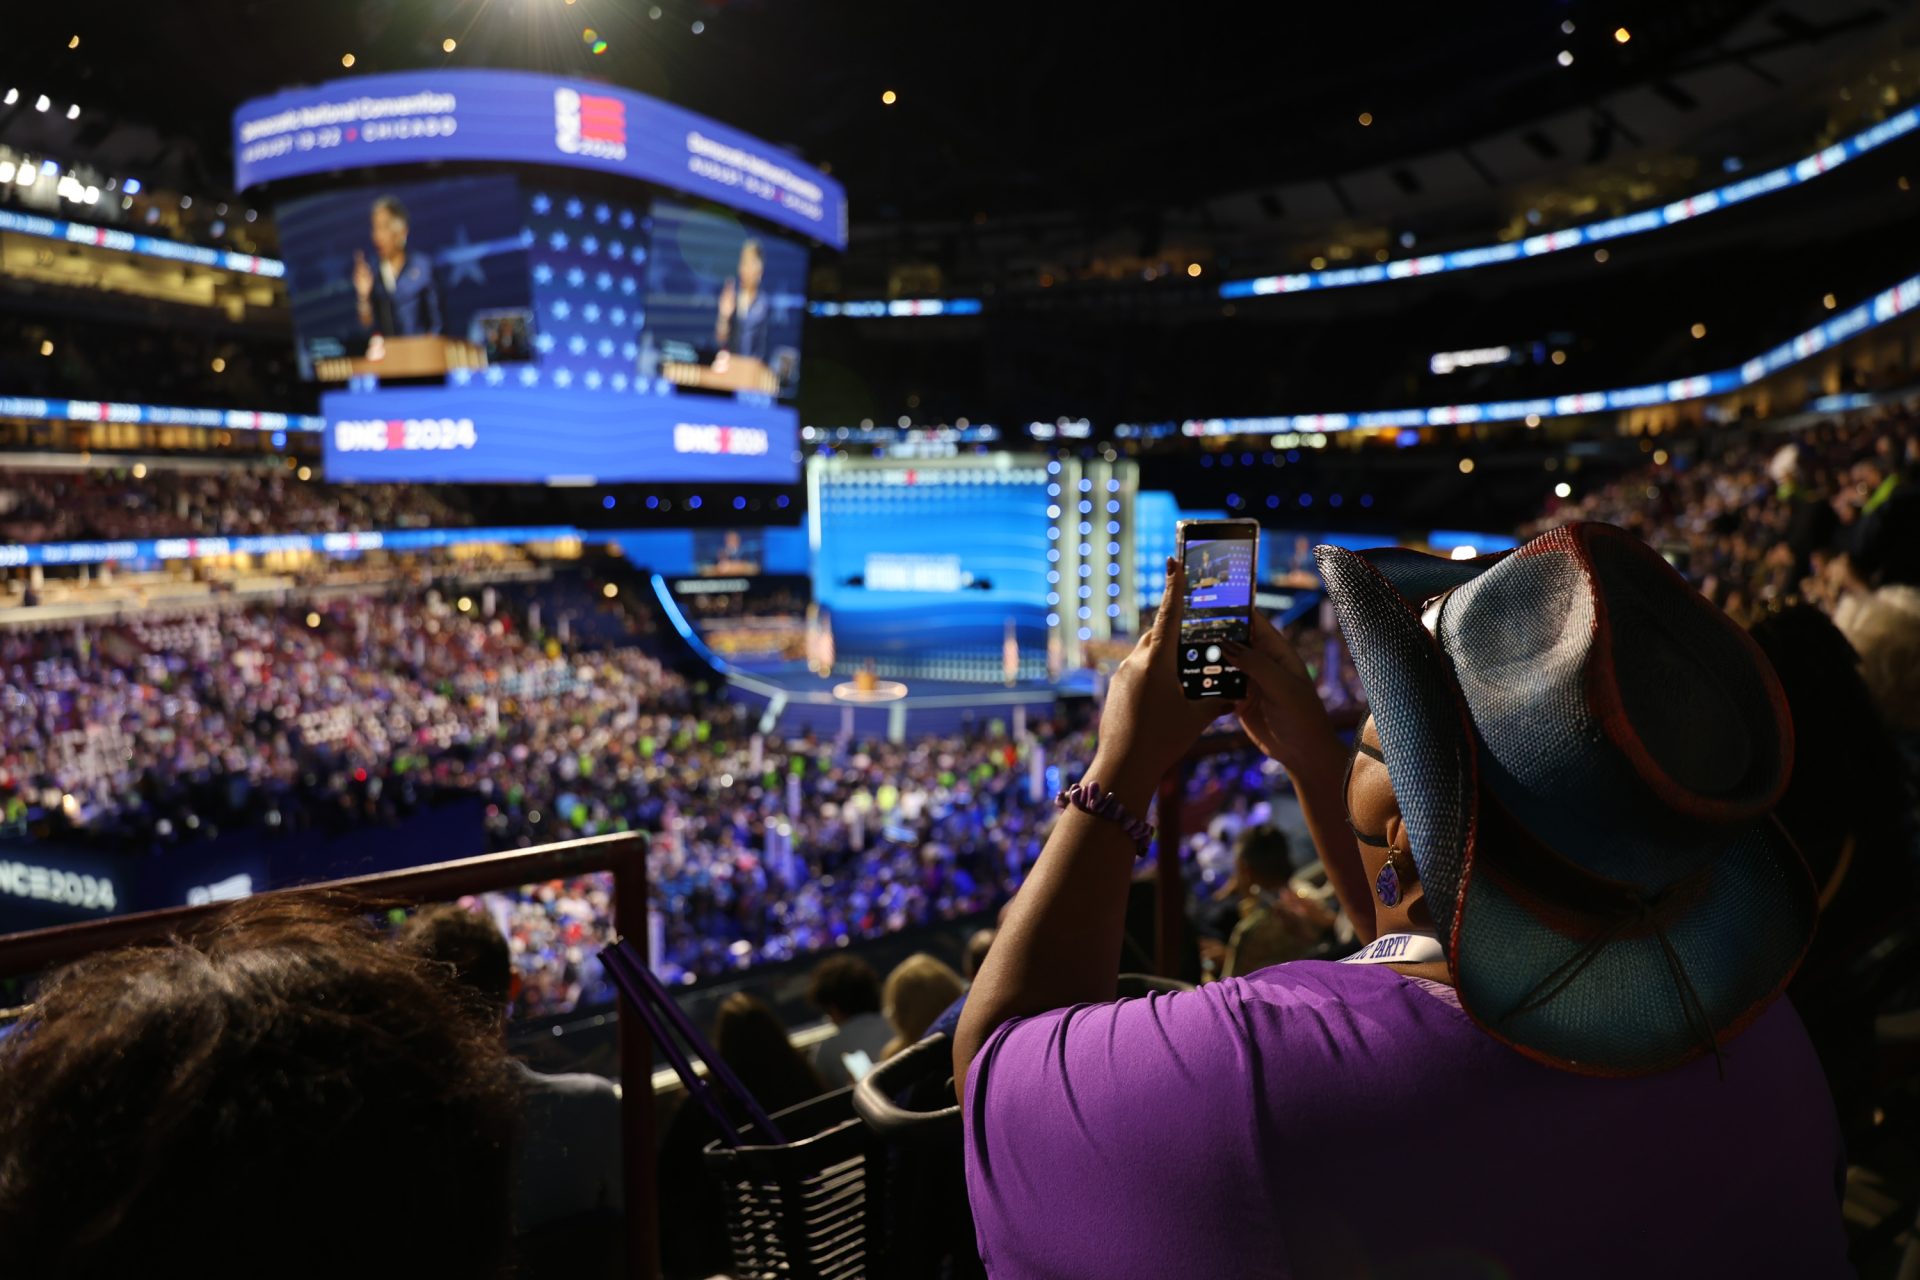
[{"left": 1375, "top": 850, "right": 1405, "bottom": 908}]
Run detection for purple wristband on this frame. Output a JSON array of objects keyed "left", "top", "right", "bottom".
[{"left": 1054, "top": 779, "right": 1155, "bottom": 859}]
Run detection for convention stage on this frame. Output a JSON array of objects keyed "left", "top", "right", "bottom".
[{"left": 721, "top": 660, "right": 1090, "bottom": 741}]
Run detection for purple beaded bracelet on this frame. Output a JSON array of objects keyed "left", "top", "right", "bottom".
[{"left": 1054, "top": 779, "right": 1155, "bottom": 859}]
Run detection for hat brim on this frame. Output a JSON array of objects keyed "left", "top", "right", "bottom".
[
  {"left": 1454, "top": 808, "right": 1814, "bottom": 1075},
  {"left": 1316, "top": 539, "right": 1815, "bottom": 1076},
  {"left": 1316, "top": 543, "right": 1489, "bottom": 951}
]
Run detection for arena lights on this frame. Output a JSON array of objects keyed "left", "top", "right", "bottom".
[
  {"left": 0, "top": 394, "right": 322, "bottom": 434},
  {"left": 1133, "top": 269, "right": 1920, "bottom": 438},
  {"left": 1221, "top": 105, "right": 1920, "bottom": 301},
  {"left": 0, "top": 209, "right": 285, "bottom": 277},
  {"left": 808, "top": 298, "right": 984, "bottom": 317},
  {"left": 65, "top": 104, "right": 79, "bottom": 121},
  {"left": 1, "top": 90, "right": 14, "bottom": 105},
  {"left": 33, "top": 95, "right": 49, "bottom": 113}
]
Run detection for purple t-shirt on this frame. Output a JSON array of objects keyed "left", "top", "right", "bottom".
[{"left": 964, "top": 961, "right": 1847, "bottom": 1279}]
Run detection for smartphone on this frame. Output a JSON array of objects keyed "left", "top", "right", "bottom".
[{"left": 1174, "top": 518, "right": 1260, "bottom": 700}]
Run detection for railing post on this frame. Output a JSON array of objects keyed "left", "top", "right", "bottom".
[
  {"left": 1154, "top": 763, "right": 1187, "bottom": 979},
  {"left": 611, "top": 838, "right": 660, "bottom": 1279}
]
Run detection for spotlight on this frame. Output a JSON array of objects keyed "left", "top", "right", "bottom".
[
  {"left": 34, "top": 94, "right": 50, "bottom": 112},
  {"left": 691, "top": 20, "right": 705, "bottom": 33},
  {"left": 602, "top": 583, "right": 619, "bottom": 599},
  {"left": 1556, "top": 50, "right": 1574, "bottom": 67},
  {"left": 1357, "top": 111, "right": 1373, "bottom": 127},
  {"left": 1554, "top": 482, "right": 1572, "bottom": 498},
  {"left": 67, "top": 34, "right": 79, "bottom": 49},
  {"left": 1614, "top": 27, "right": 1631, "bottom": 44},
  {"left": 1, "top": 89, "right": 14, "bottom": 105},
  {"left": 123, "top": 177, "right": 142, "bottom": 195},
  {"left": 1689, "top": 322, "right": 1707, "bottom": 339},
  {"left": 1458, "top": 458, "right": 1476, "bottom": 475},
  {"left": 342, "top": 53, "right": 355, "bottom": 67},
  {"left": 1187, "top": 262, "right": 1202, "bottom": 277},
  {"left": 1550, "top": 349, "right": 1567, "bottom": 365},
  {"left": 211, "top": 357, "right": 226, "bottom": 373},
  {"left": 0, "top": 163, "right": 12, "bottom": 184},
  {"left": 881, "top": 89, "right": 897, "bottom": 105},
  {"left": 1823, "top": 293, "right": 1838, "bottom": 310},
  {"left": 442, "top": 37, "right": 457, "bottom": 53},
  {"left": 39, "top": 340, "right": 53, "bottom": 356},
  {"left": 65, "top": 103, "right": 79, "bottom": 120}
]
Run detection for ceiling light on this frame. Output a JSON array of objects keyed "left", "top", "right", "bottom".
[
  {"left": 211, "top": 357, "right": 226, "bottom": 373},
  {"left": 123, "top": 177, "right": 142, "bottom": 195},
  {"left": 2, "top": 89, "right": 15, "bottom": 105},
  {"left": 342, "top": 52, "right": 356, "bottom": 67},
  {"left": 1525, "top": 414, "right": 1542, "bottom": 428},
  {"left": 691, "top": 20, "right": 705, "bottom": 33},
  {"left": 1593, "top": 247, "right": 1610, "bottom": 263},
  {"left": 1357, "top": 111, "right": 1373, "bottom": 127},
  {"left": 1550, "top": 349, "right": 1567, "bottom": 365},
  {"left": 1690, "top": 322, "right": 1707, "bottom": 339},
  {"left": 66, "top": 103, "right": 79, "bottom": 120},
  {"left": 1561, "top": 19, "right": 1575, "bottom": 34},
  {"left": 0, "top": 163, "right": 12, "bottom": 184},
  {"left": 442, "top": 37, "right": 457, "bottom": 53},
  {"left": 39, "top": 340, "right": 53, "bottom": 356},
  {"left": 1187, "top": 262, "right": 1202, "bottom": 277},
  {"left": 1458, "top": 458, "right": 1476, "bottom": 475},
  {"left": 1823, "top": 293, "right": 1838, "bottom": 310},
  {"left": 881, "top": 89, "right": 897, "bottom": 105},
  {"left": 1556, "top": 50, "right": 1574, "bottom": 68},
  {"left": 67, "top": 34, "right": 79, "bottom": 49},
  {"left": 1554, "top": 482, "right": 1572, "bottom": 498},
  {"left": 34, "top": 94, "right": 50, "bottom": 112},
  {"left": 1614, "top": 27, "right": 1632, "bottom": 43}
]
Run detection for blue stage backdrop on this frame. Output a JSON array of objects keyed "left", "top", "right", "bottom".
[{"left": 810, "top": 458, "right": 1054, "bottom": 669}]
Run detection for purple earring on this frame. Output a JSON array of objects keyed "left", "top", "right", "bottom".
[{"left": 1375, "top": 854, "right": 1403, "bottom": 908}]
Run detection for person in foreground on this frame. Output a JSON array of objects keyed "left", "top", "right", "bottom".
[
  {"left": 956, "top": 522, "right": 1848, "bottom": 1279},
  {"left": 0, "top": 894, "right": 518, "bottom": 1280}
]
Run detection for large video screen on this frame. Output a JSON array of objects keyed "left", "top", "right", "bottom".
[
  {"left": 285, "top": 177, "right": 802, "bottom": 485},
  {"left": 644, "top": 200, "right": 808, "bottom": 399},
  {"left": 277, "top": 175, "right": 534, "bottom": 382}
]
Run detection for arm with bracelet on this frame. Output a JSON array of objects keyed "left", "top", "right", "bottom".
[{"left": 954, "top": 554, "right": 1221, "bottom": 1092}]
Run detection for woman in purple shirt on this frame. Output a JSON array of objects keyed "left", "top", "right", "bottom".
[{"left": 956, "top": 523, "right": 1849, "bottom": 1279}]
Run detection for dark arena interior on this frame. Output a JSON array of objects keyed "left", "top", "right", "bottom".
[{"left": 1, "top": 2, "right": 1919, "bottom": 1276}]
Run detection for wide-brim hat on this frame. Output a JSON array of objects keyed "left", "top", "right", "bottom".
[{"left": 1316, "top": 522, "right": 1814, "bottom": 1076}]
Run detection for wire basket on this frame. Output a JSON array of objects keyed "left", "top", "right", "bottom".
[{"left": 704, "top": 1086, "right": 891, "bottom": 1280}]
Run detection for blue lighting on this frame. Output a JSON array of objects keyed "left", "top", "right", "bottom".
[
  {"left": 688, "top": 495, "right": 702, "bottom": 509},
  {"left": 733, "top": 496, "right": 747, "bottom": 510},
  {"left": 1266, "top": 495, "right": 1280, "bottom": 509},
  {"left": 603, "top": 495, "right": 616, "bottom": 509},
  {"left": 775, "top": 494, "right": 790, "bottom": 508},
  {"left": 1078, "top": 627, "right": 1093, "bottom": 641},
  {"left": 646, "top": 495, "right": 660, "bottom": 509},
  {"left": 1220, "top": 106, "right": 1920, "bottom": 300},
  {"left": 1299, "top": 493, "right": 1313, "bottom": 507}
]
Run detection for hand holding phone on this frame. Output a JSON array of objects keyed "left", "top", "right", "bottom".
[{"left": 1174, "top": 518, "right": 1260, "bottom": 700}]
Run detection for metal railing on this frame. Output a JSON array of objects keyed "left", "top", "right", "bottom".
[{"left": 0, "top": 830, "right": 659, "bottom": 1277}]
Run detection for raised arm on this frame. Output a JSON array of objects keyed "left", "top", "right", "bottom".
[
  {"left": 1225, "top": 612, "right": 1375, "bottom": 942},
  {"left": 954, "top": 557, "right": 1221, "bottom": 1092}
]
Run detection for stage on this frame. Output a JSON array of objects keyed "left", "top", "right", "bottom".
[{"left": 721, "top": 660, "right": 1089, "bottom": 741}]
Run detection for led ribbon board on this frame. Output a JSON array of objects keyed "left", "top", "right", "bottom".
[
  {"left": 1221, "top": 107, "right": 1920, "bottom": 300},
  {"left": 233, "top": 70, "right": 847, "bottom": 249}
]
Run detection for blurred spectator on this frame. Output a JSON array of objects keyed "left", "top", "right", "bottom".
[
  {"left": 1210, "top": 824, "right": 1335, "bottom": 978},
  {"left": 396, "top": 903, "right": 622, "bottom": 1231},
  {"left": 881, "top": 953, "right": 966, "bottom": 1059},
  {"left": 806, "top": 955, "right": 892, "bottom": 1087},
  {"left": 657, "top": 992, "right": 824, "bottom": 1279},
  {"left": 0, "top": 894, "right": 519, "bottom": 1280}
]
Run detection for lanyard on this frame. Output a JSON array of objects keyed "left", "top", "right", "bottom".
[{"left": 1341, "top": 932, "right": 1446, "bottom": 966}]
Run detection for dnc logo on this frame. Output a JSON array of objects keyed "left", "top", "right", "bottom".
[{"left": 555, "top": 87, "right": 628, "bottom": 161}]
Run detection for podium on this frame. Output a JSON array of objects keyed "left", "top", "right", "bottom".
[
  {"left": 314, "top": 335, "right": 488, "bottom": 383},
  {"left": 660, "top": 353, "right": 780, "bottom": 395}
]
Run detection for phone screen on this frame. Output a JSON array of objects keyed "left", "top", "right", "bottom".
[{"left": 1177, "top": 520, "right": 1259, "bottom": 700}]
